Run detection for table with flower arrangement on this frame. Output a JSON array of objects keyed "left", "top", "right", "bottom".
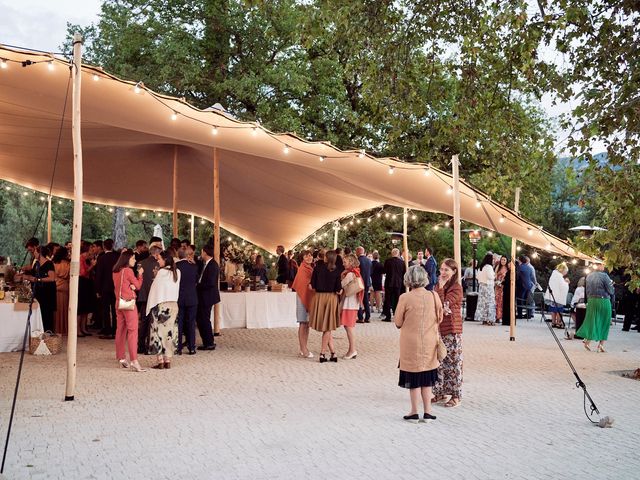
[{"left": 212, "top": 290, "right": 298, "bottom": 329}]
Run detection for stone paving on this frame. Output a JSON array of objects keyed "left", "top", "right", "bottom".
[{"left": 1, "top": 315, "right": 639, "bottom": 480}]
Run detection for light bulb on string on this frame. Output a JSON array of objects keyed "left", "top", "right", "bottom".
[
  {"left": 0, "top": 59, "right": 8, "bottom": 69},
  {"left": 446, "top": 186, "right": 453, "bottom": 195},
  {"left": 188, "top": 218, "right": 192, "bottom": 223},
  {"left": 125, "top": 211, "right": 130, "bottom": 216},
  {"left": 392, "top": 214, "right": 397, "bottom": 220},
  {"left": 532, "top": 251, "right": 539, "bottom": 259},
  {"left": 411, "top": 214, "right": 417, "bottom": 220},
  {"left": 527, "top": 228, "right": 533, "bottom": 236},
  {"left": 92, "top": 74, "right": 99, "bottom": 81},
  {"left": 4, "top": 186, "right": 10, "bottom": 191},
  {"left": 349, "top": 220, "right": 354, "bottom": 226},
  {"left": 487, "top": 231, "right": 494, "bottom": 238},
  {"left": 475, "top": 201, "right": 481, "bottom": 208},
  {"left": 342, "top": 225, "right": 347, "bottom": 230},
  {"left": 319, "top": 156, "right": 325, "bottom": 162},
  {"left": 141, "top": 212, "right": 146, "bottom": 217},
  {"left": 388, "top": 166, "right": 395, "bottom": 175},
  {"left": 423, "top": 167, "right": 431, "bottom": 176},
  {"left": 156, "top": 212, "right": 161, "bottom": 217},
  {"left": 94, "top": 206, "right": 99, "bottom": 211},
  {"left": 133, "top": 82, "right": 142, "bottom": 94},
  {"left": 200, "top": 219, "right": 205, "bottom": 225},
  {"left": 516, "top": 246, "right": 522, "bottom": 252},
  {"left": 211, "top": 126, "right": 218, "bottom": 135},
  {"left": 283, "top": 145, "right": 290, "bottom": 154},
  {"left": 356, "top": 219, "right": 361, "bottom": 224},
  {"left": 499, "top": 216, "right": 505, "bottom": 223},
  {"left": 572, "top": 259, "right": 578, "bottom": 265},
  {"left": 252, "top": 126, "right": 258, "bottom": 136},
  {"left": 433, "top": 225, "right": 440, "bottom": 231},
  {"left": 376, "top": 212, "right": 382, "bottom": 218},
  {"left": 108, "top": 207, "right": 114, "bottom": 212},
  {"left": 47, "top": 61, "right": 54, "bottom": 71},
  {"left": 171, "top": 111, "right": 178, "bottom": 121},
  {"left": 444, "top": 221, "right": 450, "bottom": 228},
  {"left": 39, "top": 196, "right": 45, "bottom": 201},
  {"left": 367, "top": 218, "right": 372, "bottom": 223},
  {"left": 358, "top": 150, "right": 365, "bottom": 158},
  {"left": 22, "top": 191, "right": 29, "bottom": 196},
  {"left": 58, "top": 200, "right": 63, "bottom": 205},
  {"left": 227, "top": 237, "right": 232, "bottom": 241},
  {"left": 385, "top": 213, "right": 390, "bottom": 219},
  {"left": 552, "top": 255, "right": 557, "bottom": 260}
]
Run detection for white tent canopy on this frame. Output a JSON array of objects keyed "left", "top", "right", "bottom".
[{"left": 0, "top": 46, "right": 590, "bottom": 259}]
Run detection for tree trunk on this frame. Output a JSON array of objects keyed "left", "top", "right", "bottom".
[{"left": 112, "top": 207, "right": 127, "bottom": 249}]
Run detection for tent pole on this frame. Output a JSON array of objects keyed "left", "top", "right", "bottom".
[
  {"left": 510, "top": 187, "right": 521, "bottom": 341},
  {"left": 190, "top": 214, "right": 195, "bottom": 245},
  {"left": 213, "top": 148, "right": 221, "bottom": 335},
  {"left": 46, "top": 195, "right": 52, "bottom": 243},
  {"left": 403, "top": 207, "right": 409, "bottom": 292},
  {"left": 452, "top": 154, "right": 462, "bottom": 283},
  {"left": 333, "top": 222, "right": 339, "bottom": 250},
  {"left": 172, "top": 145, "right": 178, "bottom": 239},
  {"left": 65, "top": 33, "right": 84, "bottom": 401}
]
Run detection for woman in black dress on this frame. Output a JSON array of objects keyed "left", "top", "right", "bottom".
[
  {"left": 370, "top": 251, "right": 384, "bottom": 313},
  {"left": 24, "top": 245, "right": 57, "bottom": 332}
]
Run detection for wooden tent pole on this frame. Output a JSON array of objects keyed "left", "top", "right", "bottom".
[
  {"left": 46, "top": 195, "right": 52, "bottom": 243},
  {"left": 452, "top": 154, "right": 462, "bottom": 283},
  {"left": 213, "top": 148, "right": 221, "bottom": 335},
  {"left": 509, "top": 187, "right": 521, "bottom": 341},
  {"left": 65, "top": 33, "right": 83, "bottom": 401},
  {"left": 403, "top": 207, "right": 409, "bottom": 292},
  {"left": 190, "top": 214, "right": 195, "bottom": 245},
  {"left": 333, "top": 223, "right": 339, "bottom": 250},
  {"left": 172, "top": 145, "right": 178, "bottom": 238}
]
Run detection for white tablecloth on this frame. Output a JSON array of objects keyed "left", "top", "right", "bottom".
[
  {"left": 216, "top": 291, "right": 297, "bottom": 329},
  {"left": 0, "top": 301, "right": 44, "bottom": 352}
]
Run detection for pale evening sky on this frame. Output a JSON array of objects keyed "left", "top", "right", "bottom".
[{"left": 0, "top": 0, "right": 597, "bottom": 157}]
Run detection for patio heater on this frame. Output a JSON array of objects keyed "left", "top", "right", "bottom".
[{"left": 465, "top": 229, "right": 482, "bottom": 321}]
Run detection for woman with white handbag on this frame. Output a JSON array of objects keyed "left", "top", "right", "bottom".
[
  {"left": 112, "top": 249, "right": 145, "bottom": 372},
  {"left": 340, "top": 254, "right": 365, "bottom": 359}
]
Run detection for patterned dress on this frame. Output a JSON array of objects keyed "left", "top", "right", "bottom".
[
  {"left": 475, "top": 265, "right": 496, "bottom": 324},
  {"left": 494, "top": 267, "right": 508, "bottom": 321},
  {"left": 149, "top": 301, "right": 179, "bottom": 357},
  {"left": 432, "top": 334, "right": 463, "bottom": 399}
]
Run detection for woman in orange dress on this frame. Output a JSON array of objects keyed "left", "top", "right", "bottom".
[
  {"left": 494, "top": 256, "right": 509, "bottom": 324},
  {"left": 53, "top": 247, "right": 70, "bottom": 335}
]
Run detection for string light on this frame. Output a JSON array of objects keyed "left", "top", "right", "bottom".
[
  {"left": 283, "top": 145, "right": 289, "bottom": 154},
  {"left": 108, "top": 207, "right": 114, "bottom": 212},
  {"left": 342, "top": 225, "right": 347, "bottom": 230},
  {"left": 358, "top": 150, "right": 365, "bottom": 158},
  {"left": 227, "top": 237, "right": 232, "bottom": 241},
  {"left": 447, "top": 186, "right": 453, "bottom": 195},
  {"left": 22, "top": 191, "right": 29, "bottom": 196},
  {"left": 252, "top": 126, "right": 258, "bottom": 136},
  {"left": 532, "top": 251, "right": 539, "bottom": 259},
  {"left": 47, "top": 61, "right": 54, "bottom": 71},
  {"left": 319, "top": 156, "right": 325, "bottom": 162},
  {"left": 211, "top": 126, "right": 218, "bottom": 135},
  {"left": 188, "top": 218, "right": 192, "bottom": 223},
  {"left": 388, "top": 166, "right": 395, "bottom": 175},
  {"left": 392, "top": 214, "right": 397, "bottom": 220},
  {"left": 444, "top": 221, "right": 450, "bottom": 227},
  {"left": 4, "top": 186, "right": 10, "bottom": 191},
  {"left": 552, "top": 255, "right": 557, "bottom": 260},
  {"left": 356, "top": 219, "right": 361, "bottom": 224},
  {"left": 516, "top": 246, "right": 522, "bottom": 252},
  {"left": 200, "top": 219, "right": 205, "bottom": 225},
  {"left": 571, "top": 259, "right": 578, "bottom": 265},
  {"left": 0, "top": 59, "right": 7, "bottom": 69},
  {"left": 487, "top": 231, "right": 494, "bottom": 237},
  {"left": 385, "top": 213, "right": 390, "bottom": 219},
  {"left": 133, "top": 82, "right": 142, "bottom": 94},
  {"left": 367, "top": 218, "right": 372, "bottom": 223},
  {"left": 349, "top": 220, "right": 354, "bottom": 225},
  {"left": 411, "top": 214, "right": 417, "bottom": 220},
  {"left": 527, "top": 228, "right": 533, "bottom": 236},
  {"left": 475, "top": 201, "right": 481, "bottom": 208},
  {"left": 58, "top": 200, "right": 63, "bottom": 205},
  {"left": 141, "top": 212, "right": 146, "bottom": 217},
  {"left": 433, "top": 225, "right": 440, "bottom": 231},
  {"left": 125, "top": 211, "right": 130, "bottom": 216},
  {"left": 171, "top": 111, "right": 178, "bottom": 121},
  {"left": 156, "top": 212, "right": 161, "bottom": 217},
  {"left": 92, "top": 74, "right": 99, "bottom": 81},
  {"left": 94, "top": 206, "right": 99, "bottom": 211},
  {"left": 39, "top": 196, "right": 45, "bottom": 201},
  {"left": 376, "top": 212, "right": 382, "bottom": 218},
  {"left": 499, "top": 216, "right": 505, "bottom": 223},
  {"left": 423, "top": 167, "right": 431, "bottom": 176}
]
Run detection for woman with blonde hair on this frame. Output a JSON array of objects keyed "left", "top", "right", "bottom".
[
  {"left": 340, "top": 253, "right": 364, "bottom": 359},
  {"left": 309, "top": 250, "right": 342, "bottom": 363},
  {"left": 545, "top": 262, "right": 569, "bottom": 328},
  {"left": 395, "top": 265, "right": 443, "bottom": 422}
]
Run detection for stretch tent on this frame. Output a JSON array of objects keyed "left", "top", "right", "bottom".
[{"left": 0, "top": 46, "right": 590, "bottom": 260}]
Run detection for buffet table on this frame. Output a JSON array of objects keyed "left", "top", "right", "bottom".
[
  {"left": 216, "top": 291, "right": 297, "bottom": 329},
  {"left": 0, "top": 300, "right": 43, "bottom": 352}
]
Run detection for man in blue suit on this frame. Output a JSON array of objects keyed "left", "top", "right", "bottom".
[
  {"left": 176, "top": 247, "right": 199, "bottom": 355},
  {"left": 517, "top": 255, "right": 537, "bottom": 319},
  {"left": 424, "top": 245, "right": 438, "bottom": 291},
  {"left": 196, "top": 245, "right": 220, "bottom": 350},
  {"left": 356, "top": 246, "right": 372, "bottom": 323}
]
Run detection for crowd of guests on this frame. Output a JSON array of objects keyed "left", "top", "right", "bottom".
[{"left": 18, "top": 236, "right": 222, "bottom": 371}]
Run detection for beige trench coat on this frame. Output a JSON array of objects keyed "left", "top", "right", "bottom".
[{"left": 395, "top": 288, "right": 443, "bottom": 372}]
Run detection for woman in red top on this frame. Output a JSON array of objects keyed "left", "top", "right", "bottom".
[
  {"left": 433, "top": 258, "right": 464, "bottom": 408},
  {"left": 112, "top": 249, "right": 145, "bottom": 372}
]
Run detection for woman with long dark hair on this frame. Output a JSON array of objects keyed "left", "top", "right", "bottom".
[
  {"left": 474, "top": 253, "right": 496, "bottom": 325},
  {"left": 146, "top": 250, "right": 181, "bottom": 369},
  {"left": 433, "top": 259, "right": 464, "bottom": 408},
  {"left": 309, "top": 250, "right": 342, "bottom": 363},
  {"left": 112, "top": 249, "right": 145, "bottom": 372},
  {"left": 23, "top": 245, "right": 57, "bottom": 332}
]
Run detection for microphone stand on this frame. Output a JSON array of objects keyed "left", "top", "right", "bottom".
[
  {"left": 542, "top": 286, "right": 602, "bottom": 425},
  {"left": 1, "top": 265, "right": 38, "bottom": 473}
]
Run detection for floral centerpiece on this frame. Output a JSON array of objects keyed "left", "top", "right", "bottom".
[{"left": 222, "top": 241, "right": 254, "bottom": 265}]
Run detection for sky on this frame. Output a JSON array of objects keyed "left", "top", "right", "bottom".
[{"left": 0, "top": 0, "right": 597, "bottom": 157}]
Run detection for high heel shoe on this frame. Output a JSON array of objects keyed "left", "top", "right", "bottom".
[
  {"left": 597, "top": 344, "right": 606, "bottom": 353},
  {"left": 299, "top": 351, "right": 314, "bottom": 358},
  {"left": 343, "top": 351, "right": 357, "bottom": 360},
  {"left": 118, "top": 359, "right": 129, "bottom": 368},
  {"left": 319, "top": 353, "right": 328, "bottom": 363},
  {"left": 329, "top": 352, "right": 338, "bottom": 363},
  {"left": 152, "top": 362, "right": 165, "bottom": 369},
  {"left": 583, "top": 340, "right": 591, "bottom": 351},
  {"left": 130, "top": 361, "right": 146, "bottom": 372}
]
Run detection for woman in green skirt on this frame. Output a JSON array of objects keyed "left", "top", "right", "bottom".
[{"left": 576, "top": 263, "right": 614, "bottom": 352}]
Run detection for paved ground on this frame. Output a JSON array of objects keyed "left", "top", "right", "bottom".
[{"left": 1, "top": 315, "right": 639, "bottom": 480}]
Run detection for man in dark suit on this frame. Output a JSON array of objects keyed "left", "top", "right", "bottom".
[
  {"left": 95, "top": 238, "right": 119, "bottom": 339},
  {"left": 276, "top": 245, "right": 289, "bottom": 284},
  {"left": 382, "top": 248, "right": 406, "bottom": 321},
  {"left": 136, "top": 241, "right": 161, "bottom": 354},
  {"left": 423, "top": 245, "right": 438, "bottom": 291},
  {"left": 196, "top": 244, "right": 220, "bottom": 350},
  {"left": 517, "top": 256, "right": 537, "bottom": 319},
  {"left": 176, "top": 247, "right": 199, "bottom": 354},
  {"left": 356, "top": 246, "right": 372, "bottom": 323}
]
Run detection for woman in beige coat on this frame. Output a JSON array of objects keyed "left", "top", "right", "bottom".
[{"left": 395, "top": 265, "right": 443, "bottom": 423}]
